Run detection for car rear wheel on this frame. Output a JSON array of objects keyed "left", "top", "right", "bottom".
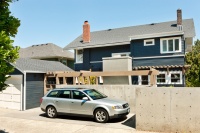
[
  {"left": 46, "top": 106, "right": 57, "bottom": 118},
  {"left": 94, "top": 109, "right": 109, "bottom": 123}
]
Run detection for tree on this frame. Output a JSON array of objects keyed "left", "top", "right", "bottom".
[
  {"left": 0, "top": 0, "right": 20, "bottom": 91},
  {"left": 185, "top": 39, "right": 200, "bottom": 87}
]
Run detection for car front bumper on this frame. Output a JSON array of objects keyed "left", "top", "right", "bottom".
[{"left": 110, "top": 107, "right": 130, "bottom": 119}]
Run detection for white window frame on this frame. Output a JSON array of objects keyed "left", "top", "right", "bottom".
[
  {"left": 76, "top": 49, "right": 83, "bottom": 63},
  {"left": 156, "top": 71, "right": 182, "bottom": 85},
  {"left": 112, "top": 52, "right": 130, "bottom": 57},
  {"left": 144, "top": 39, "right": 155, "bottom": 46},
  {"left": 170, "top": 71, "right": 182, "bottom": 84},
  {"left": 160, "top": 37, "right": 181, "bottom": 54},
  {"left": 156, "top": 72, "right": 167, "bottom": 84}
]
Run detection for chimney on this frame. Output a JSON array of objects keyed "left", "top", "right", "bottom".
[
  {"left": 177, "top": 9, "right": 182, "bottom": 26},
  {"left": 83, "top": 21, "right": 90, "bottom": 43}
]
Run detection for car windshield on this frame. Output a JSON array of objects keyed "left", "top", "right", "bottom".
[{"left": 83, "top": 89, "right": 107, "bottom": 100}]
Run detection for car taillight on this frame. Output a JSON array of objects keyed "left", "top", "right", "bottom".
[{"left": 40, "top": 98, "right": 43, "bottom": 104}]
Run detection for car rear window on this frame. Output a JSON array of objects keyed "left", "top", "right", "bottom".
[
  {"left": 47, "top": 90, "right": 59, "bottom": 97},
  {"left": 57, "top": 90, "right": 71, "bottom": 99}
]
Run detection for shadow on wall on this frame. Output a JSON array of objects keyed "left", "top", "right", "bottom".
[{"left": 122, "top": 115, "right": 136, "bottom": 128}]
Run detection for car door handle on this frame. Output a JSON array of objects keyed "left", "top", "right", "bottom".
[
  {"left": 71, "top": 102, "right": 74, "bottom": 103},
  {"left": 55, "top": 101, "right": 58, "bottom": 102}
]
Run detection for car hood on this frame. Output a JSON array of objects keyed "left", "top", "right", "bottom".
[{"left": 95, "top": 98, "right": 127, "bottom": 105}]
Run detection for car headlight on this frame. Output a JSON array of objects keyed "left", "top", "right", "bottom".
[{"left": 112, "top": 105, "right": 123, "bottom": 109}]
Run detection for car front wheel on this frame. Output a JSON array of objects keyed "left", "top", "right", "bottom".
[
  {"left": 46, "top": 106, "right": 57, "bottom": 118},
  {"left": 94, "top": 109, "right": 109, "bottom": 123}
]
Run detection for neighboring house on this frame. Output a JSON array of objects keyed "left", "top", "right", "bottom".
[
  {"left": 64, "top": 9, "right": 195, "bottom": 87},
  {"left": 0, "top": 58, "right": 73, "bottom": 111},
  {"left": 19, "top": 43, "right": 74, "bottom": 69}
]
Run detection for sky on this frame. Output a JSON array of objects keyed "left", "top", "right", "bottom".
[{"left": 10, "top": 0, "right": 200, "bottom": 49}]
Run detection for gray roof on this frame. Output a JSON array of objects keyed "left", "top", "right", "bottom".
[
  {"left": 11, "top": 58, "right": 73, "bottom": 73},
  {"left": 20, "top": 43, "right": 74, "bottom": 59},
  {"left": 64, "top": 19, "right": 195, "bottom": 50}
]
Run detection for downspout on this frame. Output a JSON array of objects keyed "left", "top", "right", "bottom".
[
  {"left": 23, "top": 72, "right": 26, "bottom": 110},
  {"left": 183, "top": 35, "right": 186, "bottom": 87}
]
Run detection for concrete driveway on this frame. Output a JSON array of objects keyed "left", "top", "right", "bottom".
[{"left": 0, "top": 108, "right": 156, "bottom": 133}]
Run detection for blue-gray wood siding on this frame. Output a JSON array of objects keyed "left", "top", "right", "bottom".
[
  {"left": 130, "top": 36, "right": 184, "bottom": 57},
  {"left": 75, "top": 35, "right": 186, "bottom": 71},
  {"left": 75, "top": 44, "right": 130, "bottom": 71},
  {"left": 26, "top": 73, "right": 44, "bottom": 110},
  {"left": 133, "top": 56, "right": 185, "bottom": 67}
]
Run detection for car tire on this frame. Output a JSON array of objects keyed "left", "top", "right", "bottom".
[
  {"left": 94, "top": 108, "right": 109, "bottom": 123},
  {"left": 46, "top": 106, "right": 57, "bottom": 118}
]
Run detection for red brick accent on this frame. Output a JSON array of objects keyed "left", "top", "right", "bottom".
[
  {"left": 83, "top": 21, "right": 90, "bottom": 43},
  {"left": 177, "top": 9, "right": 182, "bottom": 25}
]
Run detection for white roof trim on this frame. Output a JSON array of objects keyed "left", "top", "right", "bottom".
[
  {"left": 66, "top": 41, "right": 130, "bottom": 50},
  {"left": 24, "top": 70, "right": 45, "bottom": 73},
  {"left": 129, "top": 31, "right": 184, "bottom": 40},
  {"left": 133, "top": 54, "right": 185, "bottom": 59}
]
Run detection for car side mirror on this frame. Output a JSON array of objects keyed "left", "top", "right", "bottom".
[{"left": 82, "top": 97, "right": 89, "bottom": 101}]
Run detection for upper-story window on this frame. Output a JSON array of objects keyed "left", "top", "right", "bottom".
[
  {"left": 160, "top": 37, "right": 181, "bottom": 53},
  {"left": 144, "top": 39, "right": 155, "bottom": 46},
  {"left": 76, "top": 49, "right": 83, "bottom": 63}
]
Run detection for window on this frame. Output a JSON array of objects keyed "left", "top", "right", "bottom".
[
  {"left": 141, "top": 76, "right": 149, "bottom": 85},
  {"left": 171, "top": 73, "right": 181, "bottom": 83},
  {"left": 138, "top": 75, "right": 149, "bottom": 85},
  {"left": 47, "top": 77, "right": 56, "bottom": 84},
  {"left": 156, "top": 71, "right": 182, "bottom": 84},
  {"left": 144, "top": 39, "right": 155, "bottom": 46},
  {"left": 47, "top": 90, "right": 59, "bottom": 97},
  {"left": 112, "top": 52, "right": 130, "bottom": 57},
  {"left": 83, "top": 89, "right": 107, "bottom": 100},
  {"left": 76, "top": 49, "right": 83, "bottom": 63},
  {"left": 160, "top": 37, "right": 181, "bottom": 53},
  {"left": 58, "top": 90, "right": 71, "bottom": 99},
  {"left": 72, "top": 90, "right": 87, "bottom": 100},
  {"left": 157, "top": 74, "right": 166, "bottom": 83}
]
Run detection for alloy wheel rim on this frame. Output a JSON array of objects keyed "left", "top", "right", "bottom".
[
  {"left": 48, "top": 107, "right": 55, "bottom": 117},
  {"left": 96, "top": 111, "right": 106, "bottom": 122}
]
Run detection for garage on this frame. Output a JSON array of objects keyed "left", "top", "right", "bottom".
[
  {"left": 26, "top": 73, "right": 44, "bottom": 109},
  {"left": 0, "top": 58, "right": 73, "bottom": 111}
]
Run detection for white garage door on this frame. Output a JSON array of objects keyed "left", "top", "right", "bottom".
[{"left": 0, "top": 75, "right": 22, "bottom": 110}]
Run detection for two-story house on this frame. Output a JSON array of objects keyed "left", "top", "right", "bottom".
[{"left": 64, "top": 9, "right": 195, "bottom": 87}]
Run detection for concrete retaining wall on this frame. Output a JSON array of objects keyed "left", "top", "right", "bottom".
[
  {"left": 136, "top": 87, "right": 200, "bottom": 133},
  {"left": 56, "top": 85, "right": 200, "bottom": 133},
  {"left": 56, "top": 85, "right": 137, "bottom": 113}
]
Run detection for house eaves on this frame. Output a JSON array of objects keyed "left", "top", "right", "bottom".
[
  {"left": 129, "top": 31, "right": 184, "bottom": 40},
  {"left": 69, "top": 41, "right": 131, "bottom": 50}
]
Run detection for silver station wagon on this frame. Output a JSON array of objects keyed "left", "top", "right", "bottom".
[{"left": 40, "top": 88, "right": 130, "bottom": 123}]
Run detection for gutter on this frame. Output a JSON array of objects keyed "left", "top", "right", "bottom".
[
  {"left": 129, "top": 31, "right": 184, "bottom": 40},
  {"left": 64, "top": 41, "right": 130, "bottom": 50}
]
